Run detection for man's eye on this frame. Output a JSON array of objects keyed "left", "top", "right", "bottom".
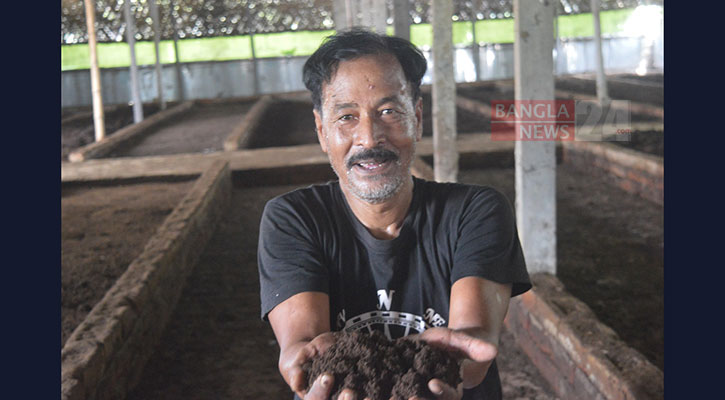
[
  {"left": 381, "top": 109, "right": 395, "bottom": 115},
  {"left": 339, "top": 114, "right": 354, "bottom": 121}
]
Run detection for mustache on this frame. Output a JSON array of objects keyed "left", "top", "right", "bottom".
[{"left": 345, "top": 147, "right": 399, "bottom": 169}]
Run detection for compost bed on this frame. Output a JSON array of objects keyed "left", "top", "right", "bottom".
[
  {"left": 458, "top": 164, "right": 664, "bottom": 371},
  {"left": 61, "top": 103, "right": 162, "bottom": 161},
  {"left": 457, "top": 78, "right": 664, "bottom": 157},
  {"left": 60, "top": 179, "right": 194, "bottom": 348},
  {"left": 108, "top": 100, "right": 256, "bottom": 158},
  {"left": 125, "top": 183, "right": 559, "bottom": 400}
]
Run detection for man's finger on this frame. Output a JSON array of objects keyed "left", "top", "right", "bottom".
[
  {"left": 304, "top": 373, "right": 334, "bottom": 400},
  {"left": 336, "top": 388, "right": 358, "bottom": 400},
  {"left": 428, "top": 378, "right": 462, "bottom": 400},
  {"left": 421, "top": 328, "right": 497, "bottom": 362}
]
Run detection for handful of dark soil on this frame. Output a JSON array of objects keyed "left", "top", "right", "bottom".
[{"left": 302, "top": 330, "right": 462, "bottom": 400}]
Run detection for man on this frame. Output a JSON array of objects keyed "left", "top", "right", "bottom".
[{"left": 258, "top": 28, "right": 531, "bottom": 400}]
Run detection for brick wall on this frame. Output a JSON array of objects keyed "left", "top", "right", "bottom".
[
  {"left": 505, "top": 273, "right": 664, "bottom": 400},
  {"left": 562, "top": 141, "right": 663, "bottom": 205},
  {"left": 61, "top": 160, "right": 232, "bottom": 400}
]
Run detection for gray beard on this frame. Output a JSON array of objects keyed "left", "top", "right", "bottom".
[
  {"left": 345, "top": 169, "right": 405, "bottom": 204},
  {"left": 329, "top": 157, "right": 406, "bottom": 204}
]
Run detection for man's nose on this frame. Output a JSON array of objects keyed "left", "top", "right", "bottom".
[{"left": 354, "top": 114, "right": 385, "bottom": 148}]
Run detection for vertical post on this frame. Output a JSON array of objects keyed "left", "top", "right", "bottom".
[
  {"left": 171, "top": 0, "right": 184, "bottom": 101},
  {"left": 83, "top": 0, "right": 106, "bottom": 142},
  {"left": 513, "top": 0, "right": 556, "bottom": 274},
  {"left": 591, "top": 0, "right": 609, "bottom": 104},
  {"left": 250, "top": 33, "right": 260, "bottom": 95},
  {"left": 123, "top": 0, "right": 143, "bottom": 122},
  {"left": 345, "top": 0, "right": 355, "bottom": 28},
  {"left": 432, "top": 0, "right": 458, "bottom": 183},
  {"left": 393, "top": 0, "right": 410, "bottom": 40},
  {"left": 370, "top": 0, "right": 387, "bottom": 34},
  {"left": 469, "top": 0, "right": 482, "bottom": 81},
  {"left": 333, "top": 0, "right": 350, "bottom": 31},
  {"left": 150, "top": 0, "right": 166, "bottom": 109},
  {"left": 470, "top": 7, "right": 481, "bottom": 81},
  {"left": 554, "top": 8, "right": 560, "bottom": 75}
]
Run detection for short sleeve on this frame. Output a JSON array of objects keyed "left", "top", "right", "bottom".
[
  {"left": 451, "top": 187, "right": 531, "bottom": 297},
  {"left": 257, "top": 195, "right": 330, "bottom": 321}
]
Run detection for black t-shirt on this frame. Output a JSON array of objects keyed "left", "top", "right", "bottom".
[{"left": 258, "top": 177, "right": 531, "bottom": 399}]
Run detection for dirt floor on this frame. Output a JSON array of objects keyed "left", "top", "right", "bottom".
[
  {"left": 60, "top": 180, "right": 194, "bottom": 348},
  {"left": 125, "top": 183, "right": 560, "bottom": 400}
]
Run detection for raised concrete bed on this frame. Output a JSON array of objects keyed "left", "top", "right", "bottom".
[
  {"left": 223, "top": 94, "right": 274, "bottom": 151},
  {"left": 505, "top": 273, "right": 663, "bottom": 400},
  {"left": 60, "top": 133, "right": 514, "bottom": 184},
  {"left": 68, "top": 101, "right": 196, "bottom": 162},
  {"left": 61, "top": 160, "right": 232, "bottom": 400},
  {"left": 562, "top": 140, "right": 663, "bottom": 205}
]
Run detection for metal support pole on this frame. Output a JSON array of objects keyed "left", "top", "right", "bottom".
[
  {"left": 432, "top": 0, "right": 458, "bottom": 183},
  {"left": 123, "top": 0, "right": 143, "bottom": 122},
  {"left": 513, "top": 0, "right": 556, "bottom": 274},
  {"left": 150, "top": 0, "right": 166, "bottom": 109},
  {"left": 83, "top": 0, "right": 106, "bottom": 142}
]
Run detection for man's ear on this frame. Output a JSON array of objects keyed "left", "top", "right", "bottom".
[
  {"left": 414, "top": 97, "right": 423, "bottom": 142},
  {"left": 313, "top": 108, "right": 328, "bottom": 153}
]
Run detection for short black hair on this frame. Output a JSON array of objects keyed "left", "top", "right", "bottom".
[{"left": 302, "top": 28, "right": 428, "bottom": 111}]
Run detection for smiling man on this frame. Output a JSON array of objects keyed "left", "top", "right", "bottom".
[{"left": 258, "top": 29, "right": 531, "bottom": 400}]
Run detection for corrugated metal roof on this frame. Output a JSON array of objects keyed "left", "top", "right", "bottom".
[{"left": 61, "top": 0, "right": 663, "bottom": 44}]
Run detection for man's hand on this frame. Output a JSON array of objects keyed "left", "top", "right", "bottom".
[
  {"left": 401, "top": 326, "right": 499, "bottom": 400},
  {"left": 279, "top": 331, "right": 338, "bottom": 399},
  {"left": 420, "top": 327, "right": 498, "bottom": 389}
]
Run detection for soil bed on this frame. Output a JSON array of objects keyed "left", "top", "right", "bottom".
[
  {"left": 604, "top": 129, "right": 664, "bottom": 157},
  {"left": 458, "top": 164, "right": 664, "bottom": 371},
  {"left": 244, "top": 100, "right": 318, "bottom": 149},
  {"left": 555, "top": 74, "right": 664, "bottom": 106},
  {"left": 458, "top": 79, "right": 664, "bottom": 157},
  {"left": 110, "top": 100, "right": 255, "bottom": 158},
  {"left": 126, "top": 184, "right": 559, "bottom": 400},
  {"left": 420, "top": 93, "right": 488, "bottom": 136},
  {"left": 60, "top": 179, "right": 194, "bottom": 348},
  {"left": 61, "top": 103, "right": 161, "bottom": 161}
]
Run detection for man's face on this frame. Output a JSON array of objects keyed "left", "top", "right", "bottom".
[{"left": 314, "top": 54, "right": 423, "bottom": 204}]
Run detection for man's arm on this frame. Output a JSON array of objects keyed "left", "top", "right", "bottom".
[
  {"left": 268, "top": 291, "right": 333, "bottom": 399},
  {"left": 417, "top": 276, "right": 512, "bottom": 398}
]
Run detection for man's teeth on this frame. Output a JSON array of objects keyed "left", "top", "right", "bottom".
[{"left": 359, "top": 162, "right": 384, "bottom": 169}]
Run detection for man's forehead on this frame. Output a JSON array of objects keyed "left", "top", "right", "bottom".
[{"left": 320, "top": 54, "right": 412, "bottom": 107}]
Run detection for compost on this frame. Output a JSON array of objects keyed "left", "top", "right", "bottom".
[{"left": 303, "top": 330, "right": 461, "bottom": 400}]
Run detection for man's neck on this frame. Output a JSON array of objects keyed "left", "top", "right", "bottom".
[{"left": 341, "top": 177, "right": 415, "bottom": 240}]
